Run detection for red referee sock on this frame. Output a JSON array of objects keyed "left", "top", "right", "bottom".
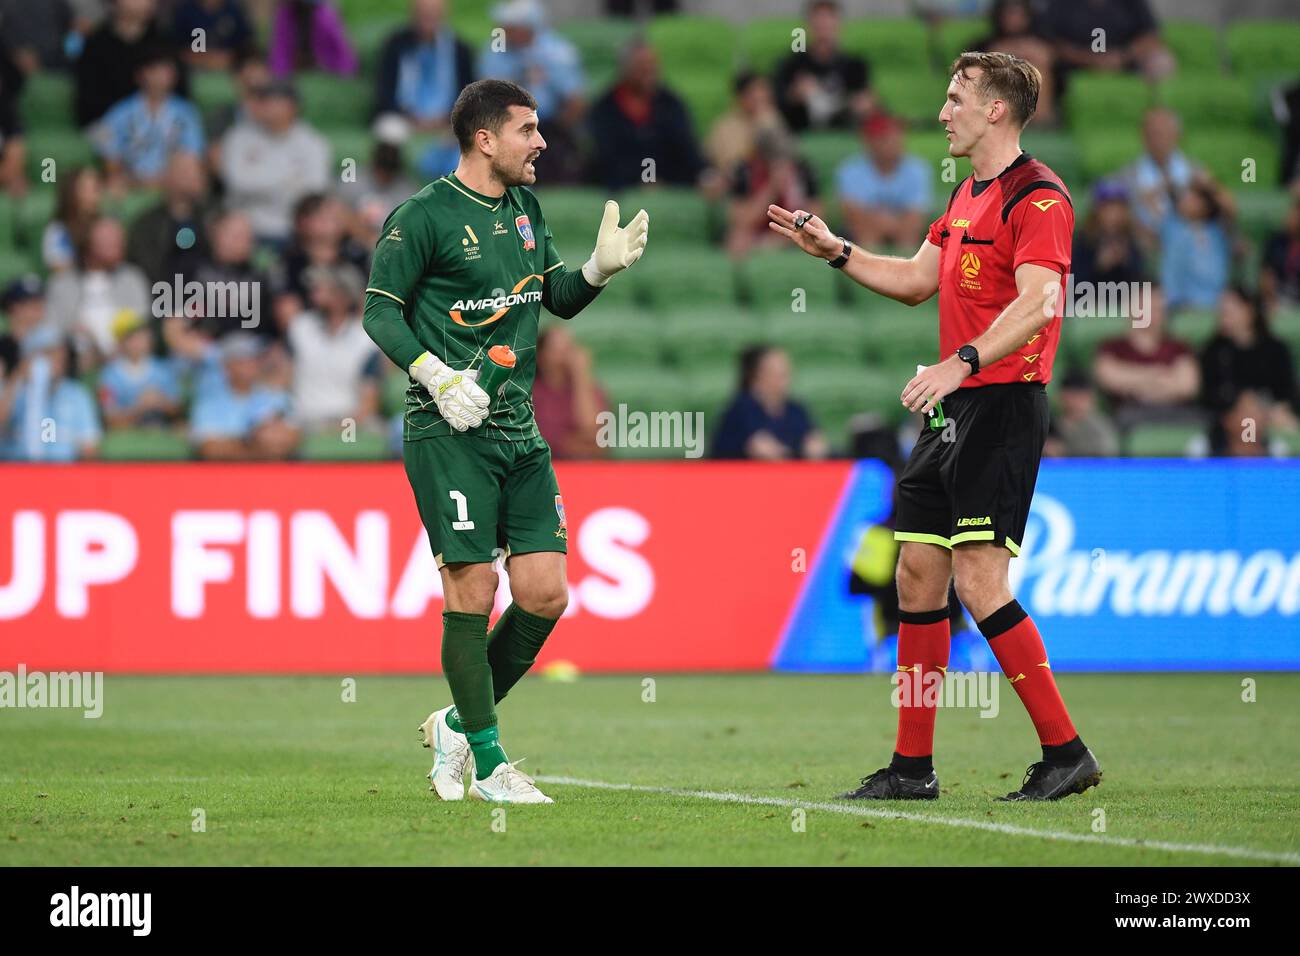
[
  {"left": 978, "top": 600, "right": 1078, "bottom": 747},
  {"left": 892, "top": 608, "right": 951, "bottom": 769}
]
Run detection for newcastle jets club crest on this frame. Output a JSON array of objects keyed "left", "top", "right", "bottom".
[{"left": 515, "top": 214, "right": 535, "bottom": 251}]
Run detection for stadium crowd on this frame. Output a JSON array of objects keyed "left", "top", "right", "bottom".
[{"left": 0, "top": 0, "right": 1297, "bottom": 462}]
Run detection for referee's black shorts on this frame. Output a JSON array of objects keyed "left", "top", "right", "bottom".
[{"left": 893, "top": 382, "right": 1049, "bottom": 557}]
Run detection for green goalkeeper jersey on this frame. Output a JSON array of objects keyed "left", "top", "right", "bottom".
[{"left": 364, "top": 172, "right": 600, "bottom": 442}]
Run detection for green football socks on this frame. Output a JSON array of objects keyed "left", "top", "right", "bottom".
[
  {"left": 440, "top": 611, "right": 505, "bottom": 777},
  {"left": 487, "top": 603, "right": 558, "bottom": 702}
]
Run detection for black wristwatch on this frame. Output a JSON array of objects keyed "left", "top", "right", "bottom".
[
  {"left": 826, "top": 237, "right": 853, "bottom": 269},
  {"left": 956, "top": 344, "right": 980, "bottom": 376}
]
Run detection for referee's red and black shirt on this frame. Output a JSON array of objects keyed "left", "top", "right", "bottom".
[{"left": 924, "top": 152, "right": 1073, "bottom": 388}]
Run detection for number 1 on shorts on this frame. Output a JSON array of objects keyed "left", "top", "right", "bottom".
[{"left": 449, "top": 490, "right": 475, "bottom": 531}]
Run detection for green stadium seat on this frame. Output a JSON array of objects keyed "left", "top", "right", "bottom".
[
  {"left": 646, "top": 16, "right": 736, "bottom": 79},
  {"left": 1163, "top": 20, "right": 1222, "bottom": 73},
  {"left": 739, "top": 17, "right": 803, "bottom": 73},
  {"left": 763, "top": 307, "right": 870, "bottom": 364},
  {"left": 1183, "top": 132, "right": 1278, "bottom": 191},
  {"left": 635, "top": 246, "right": 739, "bottom": 311},
  {"left": 1159, "top": 75, "right": 1254, "bottom": 130},
  {"left": 598, "top": 362, "right": 691, "bottom": 414},
  {"left": 103, "top": 189, "right": 163, "bottom": 228},
  {"left": 1059, "top": 313, "right": 1132, "bottom": 369},
  {"left": 1078, "top": 131, "right": 1142, "bottom": 183},
  {"left": 352, "top": 17, "right": 405, "bottom": 72},
  {"left": 1226, "top": 20, "right": 1300, "bottom": 78},
  {"left": 297, "top": 74, "right": 373, "bottom": 130},
  {"left": 99, "top": 428, "right": 193, "bottom": 461},
  {"left": 329, "top": 129, "right": 378, "bottom": 173},
  {"left": 25, "top": 130, "right": 96, "bottom": 180},
  {"left": 799, "top": 130, "right": 860, "bottom": 202},
  {"left": 1273, "top": 306, "right": 1300, "bottom": 353},
  {"left": 684, "top": 364, "right": 735, "bottom": 414},
  {"left": 381, "top": 368, "right": 409, "bottom": 417},
  {"left": 1065, "top": 74, "right": 1152, "bottom": 133},
  {"left": 556, "top": 18, "right": 641, "bottom": 92},
  {"left": 795, "top": 363, "right": 903, "bottom": 423},
  {"left": 1123, "top": 420, "right": 1208, "bottom": 457},
  {"left": 841, "top": 18, "right": 930, "bottom": 72},
  {"left": 0, "top": 195, "right": 14, "bottom": 252},
  {"left": 1021, "top": 129, "right": 1084, "bottom": 186},
  {"left": 12, "top": 189, "right": 56, "bottom": 255},
  {"left": 1173, "top": 308, "right": 1217, "bottom": 347},
  {"left": 873, "top": 69, "right": 945, "bottom": 125},
  {"left": 661, "top": 308, "right": 770, "bottom": 370},
  {"left": 614, "top": 186, "right": 715, "bottom": 245},
  {"left": 189, "top": 68, "right": 238, "bottom": 119},
  {"left": 0, "top": 250, "right": 35, "bottom": 284},
  {"left": 568, "top": 309, "right": 666, "bottom": 365},
  {"left": 861, "top": 301, "right": 942, "bottom": 368},
  {"left": 737, "top": 248, "right": 839, "bottom": 310},
  {"left": 300, "top": 429, "right": 391, "bottom": 461},
  {"left": 672, "top": 68, "right": 735, "bottom": 137},
  {"left": 936, "top": 18, "right": 987, "bottom": 64},
  {"left": 19, "top": 72, "right": 76, "bottom": 130},
  {"left": 529, "top": 186, "right": 604, "bottom": 241}
]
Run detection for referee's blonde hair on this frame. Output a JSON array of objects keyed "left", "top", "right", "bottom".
[{"left": 949, "top": 51, "right": 1041, "bottom": 127}]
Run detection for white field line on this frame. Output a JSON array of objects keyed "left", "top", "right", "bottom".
[{"left": 535, "top": 775, "right": 1300, "bottom": 866}]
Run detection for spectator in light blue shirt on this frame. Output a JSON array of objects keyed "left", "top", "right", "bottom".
[
  {"left": 1, "top": 326, "right": 101, "bottom": 462},
  {"left": 190, "top": 333, "right": 300, "bottom": 459},
  {"left": 1128, "top": 107, "right": 1195, "bottom": 238},
  {"left": 98, "top": 309, "right": 184, "bottom": 430},
  {"left": 836, "top": 113, "right": 932, "bottom": 252},
  {"left": 94, "top": 44, "right": 205, "bottom": 191},
  {"left": 471, "top": 0, "right": 586, "bottom": 182},
  {"left": 1160, "top": 178, "right": 1233, "bottom": 312}
]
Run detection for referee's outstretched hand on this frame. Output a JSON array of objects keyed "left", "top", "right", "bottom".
[{"left": 767, "top": 205, "right": 841, "bottom": 260}]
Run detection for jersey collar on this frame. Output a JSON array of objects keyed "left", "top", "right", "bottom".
[
  {"left": 970, "top": 151, "right": 1032, "bottom": 197},
  {"left": 442, "top": 173, "right": 506, "bottom": 212}
]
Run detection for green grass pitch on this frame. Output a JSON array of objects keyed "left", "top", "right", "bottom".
[{"left": 2, "top": 673, "right": 1297, "bottom": 866}]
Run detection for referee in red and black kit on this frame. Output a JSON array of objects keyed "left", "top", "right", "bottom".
[{"left": 769, "top": 51, "right": 1100, "bottom": 802}]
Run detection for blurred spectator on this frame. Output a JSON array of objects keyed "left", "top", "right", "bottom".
[
  {"left": 0, "top": 39, "right": 26, "bottom": 197},
  {"left": 1128, "top": 107, "right": 1193, "bottom": 239},
  {"left": 46, "top": 217, "right": 152, "bottom": 362},
  {"left": 375, "top": 0, "right": 473, "bottom": 134},
  {"left": 835, "top": 112, "right": 932, "bottom": 252},
  {"left": 1215, "top": 389, "right": 1290, "bottom": 458},
  {"left": 1200, "top": 286, "right": 1299, "bottom": 441},
  {"left": 706, "top": 71, "right": 787, "bottom": 187},
  {"left": 277, "top": 193, "right": 370, "bottom": 305},
  {"left": 343, "top": 122, "right": 419, "bottom": 243},
  {"left": 973, "top": 0, "right": 1055, "bottom": 124},
  {"left": 478, "top": 0, "right": 586, "bottom": 184},
  {"left": 43, "top": 166, "right": 106, "bottom": 274},
  {"left": 586, "top": 38, "right": 708, "bottom": 192},
  {"left": 268, "top": 0, "right": 356, "bottom": 77},
  {"left": 127, "top": 151, "right": 213, "bottom": 284},
  {"left": 1160, "top": 176, "right": 1233, "bottom": 312},
  {"left": 726, "top": 129, "right": 820, "bottom": 258},
  {"left": 98, "top": 308, "right": 183, "bottom": 428},
  {"left": 1071, "top": 179, "right": 1145, "bottom": 287},
  {"left": 772, "top": 0, "right": 872, "bottom": 133},
  {"left": 219, "top": 79, "right": 331, "bottom": 245},
  {"left": 0, "top": 276, "right": 48, "bottom": 379},
  {"left": 1036, "top": 0, "right": 1173, "bottom": 83},
  {"left": 190, "top": 332, "right": 299, "bottom": 459},
  {"left": 1261, "top": 194, "right": 1300, "bottom": 306},
  {"left": 190, "top": 209, "right": 273, "bottom": 340},
  {"left": 76, "top": 0, "right": 182, "bottom": 128},
  {"left": 1043, "top": 368, "right": 1119, "bottom": 457},
  {"left": 172, "top": 0, "right": 255, "bottom": 70},
  {"left": 712, "top": 345, "right": 828, "bottom": 460},
  {"left": 93, "top": 43, "right": 205, "bottom": 192},
  {"left": 284, "top": 262, "right": 381, "bottom": 433},
  {"left": 205, "top": 50, "right": 271, "bottom": 161},
  {"left": 1094, "top": 287, "right": 1200, "bottom": 420},
  {"left": 533, "top": 325, "right": 608, "bottom": 459},
  {"left": 0, "top": 326, "right": 101, "bottom": 461},
  {"left": 1274, "top": 80, "right": 1300, "bottom": 191},
  {"left": 0, "top": 0, "right": 79, "bottom": 72}
]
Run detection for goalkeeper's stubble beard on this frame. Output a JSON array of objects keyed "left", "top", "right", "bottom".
[{"left": 492, "top": 148, "right": 543, "bottom": 188}]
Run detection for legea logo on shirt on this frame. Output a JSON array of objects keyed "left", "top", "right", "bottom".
[{"left": 448, "top": 274, "right": 543, "bottom": 327}]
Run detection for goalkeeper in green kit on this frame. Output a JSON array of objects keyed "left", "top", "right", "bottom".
[{"left": 363, "top": 79, "right": 648, "bottom": 804}]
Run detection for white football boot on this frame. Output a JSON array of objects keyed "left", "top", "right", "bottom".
[
  {"left": 468, "top": 760, "right": 554, "bottom": 804},
  {"left": 419, "top": 705, "right": 473, "bottom": 800}
]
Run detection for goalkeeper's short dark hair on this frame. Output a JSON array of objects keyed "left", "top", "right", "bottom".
[{"left": 451, "top": 79, "right": 539, "bottom": 153}]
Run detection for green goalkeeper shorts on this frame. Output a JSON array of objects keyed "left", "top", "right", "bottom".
[{"left": 403, "top": 433, "right": 568, "bottom": 568}]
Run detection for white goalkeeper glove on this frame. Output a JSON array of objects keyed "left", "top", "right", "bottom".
[
  {"left": 581, "top": 200, "right": 649, "bottom": 287},
  {"left": 409, "top": 351, "right": 490, "bottom": 432}
]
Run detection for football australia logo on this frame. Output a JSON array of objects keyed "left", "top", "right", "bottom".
[{"left": 959, "top": 250, "right": 982, "bottom": 291}]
